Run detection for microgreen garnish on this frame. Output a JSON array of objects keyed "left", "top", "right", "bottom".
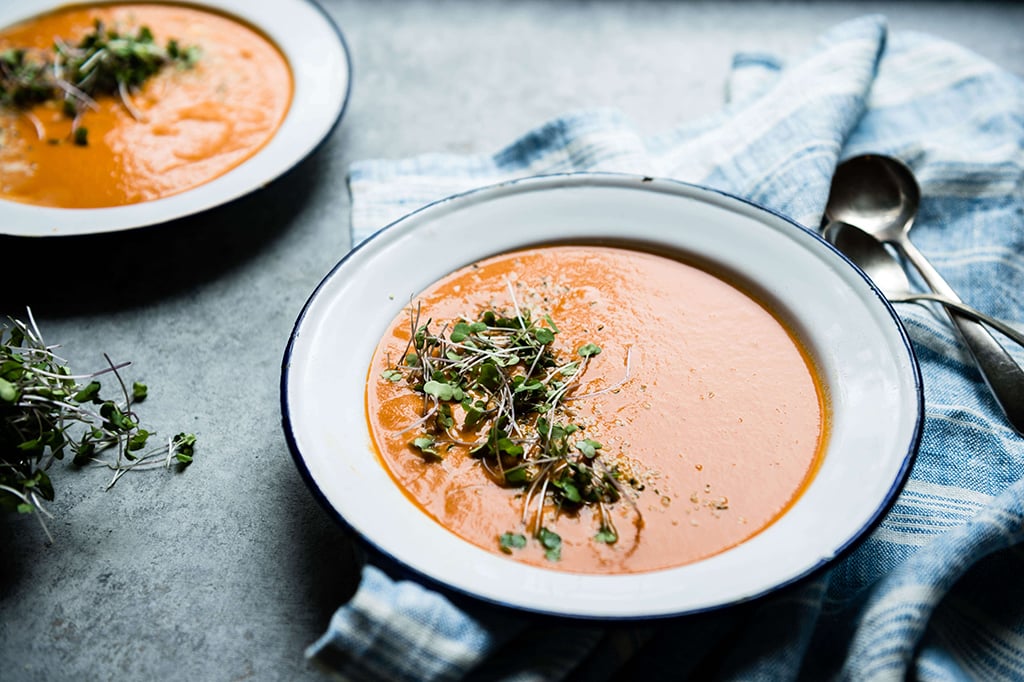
[
  {"left": 0, "top": 49, "right": 51, "bottom": 108},
  {"left": 411, "top": 436, "right": 440, "bottom": 460},
  {"left": 537, "top": 527, "right": 562, "bottom": 562},
  {"left": 498, "top": 532, "right": 527, "bottom": 554},
  {"left": 0, "top": 21, "right": 200, "bottom": 142},
  {"left": 0, "top": 311, "right": 196, "bottom": 542},
  {"left": 384, "top": 287, "right": 639, "bottom": 559},
  {"left": 380, "top": 368, "right": 403, "bottom": 382}
]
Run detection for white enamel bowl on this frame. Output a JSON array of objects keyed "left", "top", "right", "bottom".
[
  {"left": 282, "top": 173, "right": 923, "bottom": 620},
  {"left": 0, "top": 0, "right": 350, "bottom": 236}
]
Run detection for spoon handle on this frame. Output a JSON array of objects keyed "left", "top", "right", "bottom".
[
  {"left": 898, "top": 237, "right": 1024, "bottom": 434},
  {"left": 894, "top": 293, "right": 1024, "bottom": 348}
]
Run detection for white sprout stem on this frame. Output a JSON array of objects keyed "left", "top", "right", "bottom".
[
  {"left": 24, "top": 307, "right": 44, "bottom": 347},
  {"left": 55, "top": 80, "right": 98, "bottom": 111},
  {"left": 76, "top": 47, "right": 106, "bottom": 74},
  {"left": 103, "top": 353, "right": 133, "bottom": 407},
  {"left": 505, "top": 280, "right": 527, "bottom": 332},
  {"left": 534, "top": 475, "right": 551, "bottom": 532},
  {"left": 396, "top": 402, "right": 439, "bottom": 435},
  {"left": 21, "top": 360, "right": 131, "bottom": 382},
  {"left": 0, "top": 484, "right": 54, "bottom": 543},
  {"left": 22, "top": 112, "right": 44, "bottom": 140},
  {"left": 522, "top": 459, "right": 557, "bottom": 526},
  {"left": 13, "top": 394, "right": 119, "bottom": 430},
  {"left": 117, "top": 80, "right": 145, "bottom": 121}
]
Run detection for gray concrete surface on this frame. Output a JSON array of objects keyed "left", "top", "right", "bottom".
[{"left": 1, "top": 1, "right": 1021, "bottom": 680}]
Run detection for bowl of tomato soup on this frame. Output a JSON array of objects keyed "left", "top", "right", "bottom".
[
  {"left": 0, "top": 0, "right": 350, "bottom": 235},
  {"left": 282, "top": 173, "right": 923, "bottom": 619}
]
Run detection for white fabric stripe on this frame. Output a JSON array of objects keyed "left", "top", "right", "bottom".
[
  {"left": 927, "top": 405, "right": 1024, "bottom": 439},
  {"left": 916, "top": 657, "right": 960, "bottom": 682},
  {"left": 898, "top": 480, "right": 993, "bottom": 510},
  {"left": 870, "top": 41, "right": 1001, "bottom": 108},
  {"left": 931, "top": 252, "right": 1024, "bottom": 284},
  {"left": 850, "top": 584, "right": 943, "bottom": 680},
  {"left": 355, "top": 589, "right": 484, "bottom": 672},
  {"left": 873, "top": 482, "right": 992, "bottom": 546}
]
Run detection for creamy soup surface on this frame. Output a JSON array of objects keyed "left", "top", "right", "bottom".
[
  {"left": 366, "top": 245, "right": 827, "bottom": 574},
  {"left": 0, "top": 3, "right": 292, "bottom": 208}
]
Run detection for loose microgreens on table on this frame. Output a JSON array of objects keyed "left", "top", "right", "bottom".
[
  {"left": 382, "top": 289, "right": 638, "bottom": 561},
  {"left": 0, "top": 20, "right": 199, "bottom": 144},
  {"left": 0, "top": 311, "right": 196, "bottom": 543}
]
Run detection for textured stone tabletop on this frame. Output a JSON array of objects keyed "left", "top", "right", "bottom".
[{"left": 1, "top": 1, "right": 1021, "bottom": 680}]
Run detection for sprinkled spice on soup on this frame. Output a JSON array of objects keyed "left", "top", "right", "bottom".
[
  {"left": 366, "top": 245, "right": 827, "bottom": 574},
  {"left": 0, "top": 2, "right": 292, "bottom": 208}
]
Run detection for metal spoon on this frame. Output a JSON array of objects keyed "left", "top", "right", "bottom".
[
  {"left": 825, "top": 221, "right": 1024, "bottom": 348},
  {"left": 825, "top": 153, "right": 1024, "bottom": 434}
]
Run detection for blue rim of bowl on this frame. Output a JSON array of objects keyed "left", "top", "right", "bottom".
[
  {"left": 0, "top": 0, "right": 352, "bottom": 237},
  {"left": 280, "top": 171, "right": 924, "bottom": 620}
]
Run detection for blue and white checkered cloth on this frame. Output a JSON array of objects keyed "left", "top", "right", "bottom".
[{"left": 309, "top": 15, "right": 1024, "bottom": 681}]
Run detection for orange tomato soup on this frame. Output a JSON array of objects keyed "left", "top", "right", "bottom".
[
  {"left": 367, "top": 245, "right": 827, "bottom": 574},
  {"left": 0, "top": 3, "right": 292, "bottom": 208}
]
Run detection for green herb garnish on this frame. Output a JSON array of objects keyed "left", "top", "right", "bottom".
[
  {"left": 498, "top": 532, "right": 527, "bottom": 554},
  {"left": 594, "top": 525, "right": 618, "bottom": 544},
  {"left": 384, "top": 290, "right": 637, "bottom": 559},
  {"left": 537, "top": 527, "right": 562, "bottom": 562},
  {"left": 0, "top": 21, "right": 200, "bottom": 144},
  {"left": 0, "top": 311, "right": 196, "bottom": 542},
  {"left": 0, "top": 49, "right": 52, "bottom": 108}
]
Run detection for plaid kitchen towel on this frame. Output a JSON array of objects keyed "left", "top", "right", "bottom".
[{"left": 308, "top": 14, "right": 1024, "bottom": 681}]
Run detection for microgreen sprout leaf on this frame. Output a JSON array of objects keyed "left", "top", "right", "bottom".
[
  {"left": 411, "top": 436, "right": 440, "bottom": 460},
  {"left": 537, "top": 527, "right": 562, "bottom": 561},
  {"left": 132, "top": 382, "right": 148, "bottom": 401},
  {"left": 578, "top": 343, "right": 602, "bottom": 357},
  {"left": 533, "top": 327, "right": 555, "bottom": 344},
  {"left": 0, "top": 376, "right": 17, "bottom": 402},
  {"left": 127, "top": 429, "right": 150, "bottom": 452},
  {"left": 553, "top": 479, "right": 582, "bottom": 503},
  {"left": 172, "top": 433, "right": 196, "bottom": 465},
  {"left": 380, "top": 368, "right": 403, "bottom": 382},
  {"left": 450, "top": 322, "right": 472, "bottom": 342},
  {"left": 575, "top": 439, "right": 603, "bottom": 459},
  {"left": 72, "top": 380, "right": 101, "bottom": 403},
  {"left": 504, "top": 467, "right": 528, "bottom": 485},
  {"left": 423, "top": 380, "right": 462, "bottom": 401},
  {"left": 498, "top": 532, "right": 527, "bottom": 554}
]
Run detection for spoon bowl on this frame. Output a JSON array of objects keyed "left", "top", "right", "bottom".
[
  {"left": 824, "top": 221, "right": 1024, "bottom": 348},
  {"left": 824, "top": 154, "right": 921, "bottom": 243},
  {"left": 824, "top": 221, "right": 912, "bottom": 297}
]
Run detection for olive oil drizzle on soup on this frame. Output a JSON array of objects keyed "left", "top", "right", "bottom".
[
  {"left": 367, "top": 245, "right": 827, "bottom": 574},
  {"left": 0, "top": 3, "right": 292, "bottom": 209}
]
